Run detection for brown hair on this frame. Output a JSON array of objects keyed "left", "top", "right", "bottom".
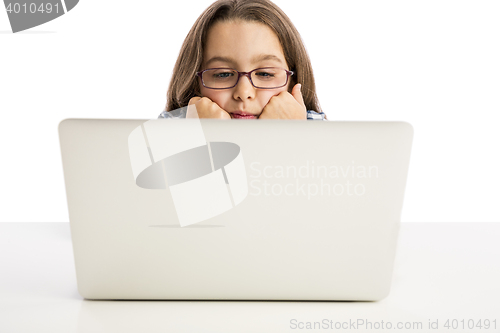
[{"left": 165, "top": 0, "right": 324, "bottom": 117}]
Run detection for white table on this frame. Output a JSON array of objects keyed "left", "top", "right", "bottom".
[{"left": 1, "top": 222, "right": 499, "bottom": 333}]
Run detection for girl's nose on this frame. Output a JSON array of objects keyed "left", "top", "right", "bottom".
[{"left": 232, "top": 75, "right": 255, "bottom": 101}]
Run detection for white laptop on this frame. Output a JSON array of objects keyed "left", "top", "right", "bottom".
[{"left": 58, "top": 118, "right": 413, "bottom": 301}]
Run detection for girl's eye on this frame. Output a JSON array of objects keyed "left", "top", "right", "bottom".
[
  {"left": 255, "top": 71, "right": 275, "bottom": 78},
  {"left": 214, "top": 72, "right": 234, "bottom": 79},
  {"left": 255, "top": 72, "right": 275, "bottom": 81}
]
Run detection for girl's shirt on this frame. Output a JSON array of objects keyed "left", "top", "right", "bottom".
[{"left": 158, "top": 107, "right": 327, "bottom": 120}]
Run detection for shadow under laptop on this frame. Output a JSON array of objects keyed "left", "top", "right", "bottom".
[{"left": 76, "top": 298, "right": 380, "bottom": 332}]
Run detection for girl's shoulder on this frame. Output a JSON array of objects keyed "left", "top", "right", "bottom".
[
  {"left": 158, "top": 106, "right": 188, "bottom": 119},
  {"left": 306, "top": 110, "right": 327, "bottom": 121}
]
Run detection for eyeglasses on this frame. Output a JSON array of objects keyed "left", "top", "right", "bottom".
[{"left": 196, "top": 67, "right": 294, "bottom": 90}]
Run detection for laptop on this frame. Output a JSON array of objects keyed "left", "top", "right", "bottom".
[{"left": 58, "top": 118, "right": 413, "bottom": 301}]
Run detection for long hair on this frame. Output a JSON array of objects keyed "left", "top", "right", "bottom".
[{"left": 165, "top": 0, "right": 323, "bottom": 116}]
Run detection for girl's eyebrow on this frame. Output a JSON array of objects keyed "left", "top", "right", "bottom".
[
  {"left": 251, "top": 54, "right": 283, "bottom": 64},
  {"left": 205, "top": 54, "right": 283, "bottom": 67},
  {"left": 205, "top": 56, "right": 237, "bottom": 67}
]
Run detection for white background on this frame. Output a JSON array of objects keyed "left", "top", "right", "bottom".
[{"left": 0, "top": 0, "right": 498, "bottom": 223}]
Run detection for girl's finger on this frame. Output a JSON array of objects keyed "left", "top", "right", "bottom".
[
  {"left": 291, "top": 83, "right": 306, "bottom": 108},
  {"left": 187, "top": 97, "right": 202, "bottom": 118},
  {"left": 188, "top": 97, "right": 202, "bottom": 105}
]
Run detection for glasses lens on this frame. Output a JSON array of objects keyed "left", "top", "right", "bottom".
[
  {"left": 251, "top": 68, "right": 288, "bottom": 88},
  {"left": 202, "top": 69, "right": 238, "bottom": 89}
]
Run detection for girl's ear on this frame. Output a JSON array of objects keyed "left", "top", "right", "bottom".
[{"left": 287, "top": 78, "right": 297, "bottom": 94}]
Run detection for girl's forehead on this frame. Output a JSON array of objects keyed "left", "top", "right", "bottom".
[{"left": 203, "top": 20, "right": 286, "bottom": 68}]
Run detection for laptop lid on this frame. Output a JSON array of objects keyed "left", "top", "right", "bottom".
[{"left": 58, "top": 119, "right": 413, "bottom": 301}]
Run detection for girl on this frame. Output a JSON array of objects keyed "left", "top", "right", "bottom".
[{"left": 158, "top": 0, "right": 327, "bottom": 121}]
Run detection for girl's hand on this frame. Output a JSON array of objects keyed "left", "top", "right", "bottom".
[
  {"left": 187, "top": 97, "right": 231, "bottom": 119},
  {"left": 258, "top": 84, "right": 307, "bottom": 120}
]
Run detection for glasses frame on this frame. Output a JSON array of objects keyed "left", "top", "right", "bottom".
[{"left": 196, "top": 67, "right": 294, "bottom": 90}]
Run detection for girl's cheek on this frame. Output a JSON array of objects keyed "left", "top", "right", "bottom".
[
  {"left": 203, "top": 90, "right": 230, "bottom": 108},
  {"left": 261, "top": 88, "right": 286, "bottom": 104},
  {"left": 200, "top": 87, "right": 217, "bottom": 101}
]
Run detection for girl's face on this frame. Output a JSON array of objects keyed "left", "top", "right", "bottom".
[{"left": 200, "top": 20, "right": 290, "bottom": 119}]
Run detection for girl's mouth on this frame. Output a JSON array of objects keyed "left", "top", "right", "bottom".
[
  {"left": 232, "top": 113, "right": 257, "bottom": 119},
  {"left": 231, "top": 111, "right": 258, "bottom": 119}
]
